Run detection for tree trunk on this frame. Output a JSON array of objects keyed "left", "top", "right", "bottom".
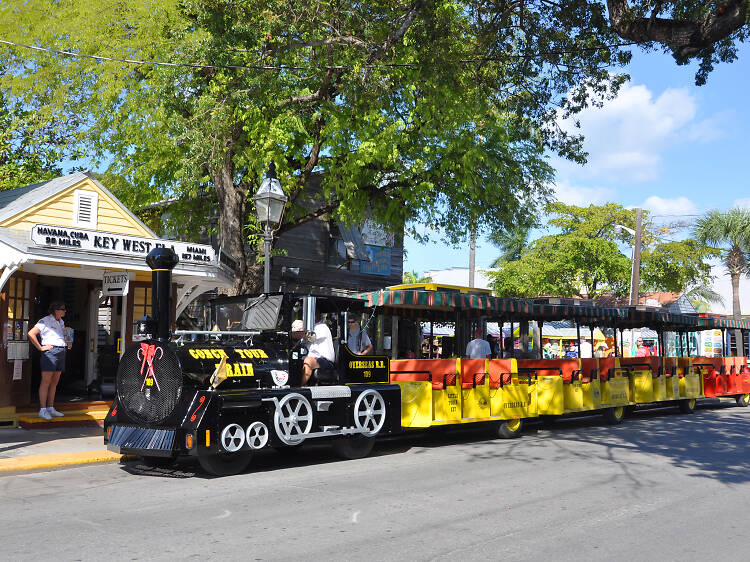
[
  {"left": 730, "top": 271, "right": 744, "bottom": 356},
  {"left": 210, "top": 151, "right": 256, "bottom": 295}
]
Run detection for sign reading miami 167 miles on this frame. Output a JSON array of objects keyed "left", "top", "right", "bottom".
[{"left": 31, "top": 224, "right": 216, "bottom": 265}]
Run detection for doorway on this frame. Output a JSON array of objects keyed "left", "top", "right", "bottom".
[{"left": 31, "top": 276, "right": 92, "bottom": 401}]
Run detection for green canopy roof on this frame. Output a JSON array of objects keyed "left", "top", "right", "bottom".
[{"left": 357, "top": 288, "right": 750, "bottom": 331}]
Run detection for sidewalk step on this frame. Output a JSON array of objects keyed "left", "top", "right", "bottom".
[
  {"left": 16, "top": 401, "right": 112, "bottom": 415},
  {"left": 17, "top": 410, "right": 110, "bottom": 429},
  {"left": 0, "top": 450, "right": 128, "bottom": 473}
]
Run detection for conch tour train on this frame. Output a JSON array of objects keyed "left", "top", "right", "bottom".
[{"left": 104, "top": 248, "right": 750, "bottom": 475}]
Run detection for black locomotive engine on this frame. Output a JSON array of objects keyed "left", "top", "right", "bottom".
[{"left": 104, "top": 248, "right": 400, "bottom": 475}]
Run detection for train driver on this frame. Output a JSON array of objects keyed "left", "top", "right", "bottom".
[{"left": 292, "top": 318, "right": 336, "bottom": 385}]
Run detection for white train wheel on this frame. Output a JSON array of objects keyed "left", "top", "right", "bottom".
[
  {"left": 353, "top": 390, "right": 386, "bottom": 437},
  {"left": 220, "top": 423, "right": 246, "bottom": 452},
  {"left": 273, "top": 393, "right": 313, "bottom": 445},
  {"left": 246, "top": 421, "right": 270, "bottom": 450}
]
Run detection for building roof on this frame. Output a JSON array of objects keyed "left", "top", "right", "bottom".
[
  {"left": 0, "top": 171, "right": 157, "bottom": 237},
  {"left": 595, "top": 292, "right": 696, "bottom": 314}
]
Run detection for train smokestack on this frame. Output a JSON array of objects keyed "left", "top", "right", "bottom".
[{"left": 145, "top": 247, "right": 179, "bottom": 341}]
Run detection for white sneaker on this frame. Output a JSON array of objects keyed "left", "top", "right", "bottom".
[
  {"left": 47, "top": 407, "right": 64, "bottom": 418},
  {"left": 39, "top": 408, "right": 52, "bottom": 421}
]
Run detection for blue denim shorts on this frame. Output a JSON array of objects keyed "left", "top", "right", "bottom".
[{"left": 41, "top": 346, "right": 66, "bottom": 372}]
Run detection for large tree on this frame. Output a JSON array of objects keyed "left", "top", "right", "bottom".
[
  {"left": 488, "top": 202, "right": 717, "bottom": 300},
  {"left": 0, "top": 1, "right": 745, "bottom": 291},
  {"left": 694, "top": 208, "right": 750, "bottom": 355},
  {"left": 0, "top": 0, "right": 629, "bottom": 292}
]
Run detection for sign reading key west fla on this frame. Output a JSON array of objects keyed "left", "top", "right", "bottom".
[{"left": 31, "top": 224, "right": 216, "bottom": 264}]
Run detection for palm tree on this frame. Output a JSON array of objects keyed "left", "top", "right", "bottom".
[
  {"left": 694, "top": 208, "right": 750, "bottom": 355},
  {"left": 490, "top": 224, "right": 531, "bottom": 267}
]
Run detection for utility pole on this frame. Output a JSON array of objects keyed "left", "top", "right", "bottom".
[
  {"left": 469, "top": 227, "right": 476, "bottom": 288},
  {"left": 629, "top": 208, "right": 642, "bottom": 306}
]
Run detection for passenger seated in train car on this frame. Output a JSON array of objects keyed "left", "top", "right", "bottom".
[
  {"left": 487, "top": 336, "right": 500, "bottom": 359},
  {"left": 466, "top": 328, "right": 492, "bottom": 359},
  {"left": 346, "top": 313, "right": 373, "bottom": 355},
  {"left": 579, "top": 338, "right": 593, "bottom": 358},
  {"left": 635, "top": 337, "right": 653, "bottom": 357},
  {"left": 292, "top": 318, "right": 336, "bottom": 385}
]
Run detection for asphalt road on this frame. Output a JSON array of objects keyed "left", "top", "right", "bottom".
[{"left": 2, "top": 401, "right": 750, "bottom": 561}]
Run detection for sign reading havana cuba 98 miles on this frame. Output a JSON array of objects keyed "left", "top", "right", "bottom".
[{"left": 31, "top": 224, "right": 216, "bottom": 265}]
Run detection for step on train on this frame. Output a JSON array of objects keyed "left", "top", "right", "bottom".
[{"left": 104, "top": 249, "right": 750, "bottom": 475}]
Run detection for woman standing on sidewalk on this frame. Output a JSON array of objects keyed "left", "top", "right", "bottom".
[{"left": 28, "top": 301, "right": 71, "bottom": 420}]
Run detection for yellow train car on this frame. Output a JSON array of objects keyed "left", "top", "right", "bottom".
[{"left": 359, "top": 286, "right": 750, "bottom": 438}]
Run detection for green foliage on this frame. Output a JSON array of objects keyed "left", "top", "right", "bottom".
[
  {"left": 0, "top": 90, "right": 62, "bottom": 191},
  {"left": 0, "top": 1, "right": 744, "bottom": 288},
  {"left": 489, "top": 203, "right": 715, "bottom": 299},
  {"left": 0, "top": 0, "right": 630, "bottom": 288},
  {"left": 402, "top": 271, "right": 433, "bottom": 284},
  {"left": 640, "top": 239, "right": 718, "bottom": 293}
]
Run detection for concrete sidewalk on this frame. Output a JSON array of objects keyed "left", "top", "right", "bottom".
[{"left": 0, "top": 425, "right": 126, "bottom": 474}]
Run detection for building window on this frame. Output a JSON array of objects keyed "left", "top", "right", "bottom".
[
  {"left": 133, "top": 286, "right": 152, "bottom": 321},
  {"left": 73, "top": 189, "right": 99, "bottom": 228},
  {"left": 6, "top": 277, "right": 31, "bottom": 341}
]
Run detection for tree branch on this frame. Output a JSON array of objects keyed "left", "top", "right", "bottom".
[{"left": 606, "top": 0, "right": 748, "bottom": 58}]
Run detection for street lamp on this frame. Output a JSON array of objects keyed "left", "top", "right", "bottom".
[{"left": 253, "top": 161, "right": 288, "bottom": 293}]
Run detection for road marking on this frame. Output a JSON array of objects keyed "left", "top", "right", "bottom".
[{"left": 212, "top": 509, "right": 231, "bottom": 519}]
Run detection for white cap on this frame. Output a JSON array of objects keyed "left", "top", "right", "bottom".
[{"left": 292, "top": 319, "right": 304, "bottom": 332}]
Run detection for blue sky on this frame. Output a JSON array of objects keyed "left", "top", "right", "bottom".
[{"left": 404, "top": 44, "right": 750, "bottom": 312}]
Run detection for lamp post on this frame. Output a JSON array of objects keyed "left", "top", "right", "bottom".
[{"left": 253, "top": 162, "right": 288, "bottom": 293}]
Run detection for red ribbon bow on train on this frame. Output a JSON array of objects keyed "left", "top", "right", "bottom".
[{"left": 137, "top": 343, "right": 163, "bottom": 392}]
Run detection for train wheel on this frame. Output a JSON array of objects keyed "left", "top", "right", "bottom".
[
  {"left": 273, "top": 393, "right": 313, "bottom": 446},
  {"left": 353, "top": 390, "right": 386, "bottom": 437},
  {"left": 332, "top": 435, "right": 375, "bottom": 460},
  {"left": 678, "top": 398, "right": 696, "bottom": 414},
  {"left": 736, "top": 394, "right": 750, "bottom": 407},
  {"left": 198, "top": 451, "right": 252, "bottom": 476},
  {"left": 603, "top": 406, "right": 625, "bottom": 425},
  {"left": 496, "top": 418, "right": 524, "bottom": 439},
  {"left": 246, "top": 421, "right": 270, "bottom": 450}
]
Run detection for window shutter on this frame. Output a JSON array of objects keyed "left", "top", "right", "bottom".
[{"left": 74, "top": 190, "right": 98, "bottom": 228}]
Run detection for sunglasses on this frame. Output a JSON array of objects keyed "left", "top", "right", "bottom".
[
  {"left": 56, "top": 307, "right": 66, "bottom": 311},
  {"left": 348, "top": 320, "right": 357, "bottom": 323}
]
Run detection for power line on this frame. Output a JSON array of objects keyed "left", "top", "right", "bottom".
[{"left": 0, "top": 37, "right": 640, "bottom": 73}]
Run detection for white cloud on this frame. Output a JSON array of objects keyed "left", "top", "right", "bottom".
[
  {"left": 553, "top": 179, "right": 616, "bottom": 206},
  {"left": 734, "top": 198, "right": 750, "bottom": 209},
  {"left": 558, "top": 84, "right": 721, "bottom": 184},
  {"left": 642, "top": 195, "right": 697, "bottom": 216}
]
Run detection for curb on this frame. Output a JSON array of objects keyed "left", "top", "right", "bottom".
[{"left": 0, "top": 450, "right": 131, "bottom": 474}]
